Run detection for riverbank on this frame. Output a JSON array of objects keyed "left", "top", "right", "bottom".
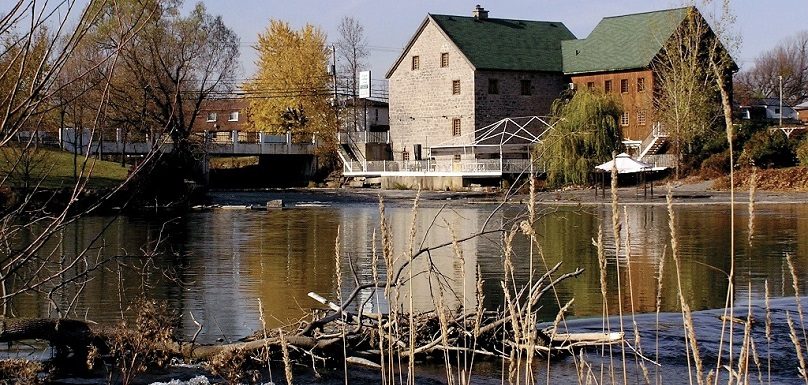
[{"left": 208, "top": 177, "right": 808, "bottom": 209}]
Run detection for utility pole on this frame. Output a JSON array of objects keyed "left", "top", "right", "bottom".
[
  {"left": 779, "top": 75, "right": 783, "bottom": 127},
  {"left": 331, "top": 45, "right": 339, "bottom": 133}
]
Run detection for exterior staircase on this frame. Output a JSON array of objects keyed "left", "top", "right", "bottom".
[
  {"left": 639, "top": 122, "right": 668, "bottom": 159},
  {"left": 335, "top": 132, "right": 367, "bottom": 173}
]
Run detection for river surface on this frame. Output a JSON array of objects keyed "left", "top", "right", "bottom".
[{"left": 6, "top": 190, "right": 808, "bottom": 383}]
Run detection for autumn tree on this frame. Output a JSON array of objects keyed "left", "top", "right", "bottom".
[
  {"left": 244, "top": 20, "right": 333, "bottom": 142},
  {"left": 736, "top": 31, "right": 808, "bottom": 105},
  {"left": 336, "top": 16, "right": 368, "bottom": 131},
  {"left": 538, "top": 89, "right": 623, "bottom": 187},
  {"left": 654, "top": 6, "right": 726, "bottom": 176}
]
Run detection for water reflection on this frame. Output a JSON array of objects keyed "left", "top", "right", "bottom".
[{"left": 9, "top": 199, "right": 808, "bottom": 343}]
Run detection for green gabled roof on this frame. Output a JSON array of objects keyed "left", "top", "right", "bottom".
[
  {"left": 562, "top": 7, "right": 691, "bottom": 74},
  {"left": 430, "top": 14, "right": 576, "bottom": 72}
]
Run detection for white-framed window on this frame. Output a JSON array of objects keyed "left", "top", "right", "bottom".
[
  {"left": 637, "top": 109, "right": 647, "bottom": 126},
  {"left": 228, "top": 111, "right": 239, "bottom": 122},
  {"left": 637, "top": 77, "right": 646, "bottom": 92},
  {"left": 621, "top": 112, "right": 629, "bottom": 126},
  {"left": 206, "top": 112, "right": 217, "bottom": 122}
]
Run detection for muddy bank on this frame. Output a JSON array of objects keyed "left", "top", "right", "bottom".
[{"left": 207, "top": 182, "right": 808, "bottom": 209}]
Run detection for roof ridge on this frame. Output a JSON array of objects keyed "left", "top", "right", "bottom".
[
  {"left": 600, "top": 6, "right": 691, "bottom": 20},
  {"left": 429, "top": 13, "right": 565, "bottom": 24}
]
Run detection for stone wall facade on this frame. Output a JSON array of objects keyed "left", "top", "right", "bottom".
[
  {"left": 388, "top": 21, "right": 475, "bottom": 161},
  {"left": 388, "top": 20, "right": 568, "bottom": 162},
  {"left": 473, "top": 70, "right": 566, "bottom": 129}
]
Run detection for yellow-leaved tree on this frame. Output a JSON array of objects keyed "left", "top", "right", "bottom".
[{"left": 245, "top": 20, "right": 334, "bottom": 144}]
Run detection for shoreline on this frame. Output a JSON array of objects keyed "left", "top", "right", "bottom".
[{"left": 206, "top": 182, "right": 808, "bottom": 207}]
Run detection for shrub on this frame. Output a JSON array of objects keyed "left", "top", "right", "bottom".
[
  {"left": 700, "top": 150, "right": 731, "bottom": 178},
  {"left": 738, "top": 130, "right": 795, "bottom": 168},
  {"left": 797, "top": 137, "right": 808, "bottom": 166}
]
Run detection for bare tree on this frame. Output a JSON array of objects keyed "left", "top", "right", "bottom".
[
  {"left": 336, "top": 16, "right": 368, "bottom": 131},
  {"left": 0, "top": 0, "right": 163, "bottom": 317},
  {"left": 736, "top": 31, "right": 808, "bottom": 105},
  {"left": 654, "top": 6, "right": 726, "bottom": 176}
]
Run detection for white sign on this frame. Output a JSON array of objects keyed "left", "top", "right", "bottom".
[{"left": 359, "top": 71, "right": 371, "bottom": 99}]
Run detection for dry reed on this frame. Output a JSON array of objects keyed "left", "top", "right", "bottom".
[{"left": 279, "top": 328, "right": 294, "bottom": 385}]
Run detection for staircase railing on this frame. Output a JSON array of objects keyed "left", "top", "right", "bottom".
[{"left": 639, "top": 122, "right": 667, "bottom": 159}]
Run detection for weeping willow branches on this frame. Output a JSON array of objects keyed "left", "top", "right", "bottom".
[{"left": 538, "top": 89, "right": 623, "bottom": 187}]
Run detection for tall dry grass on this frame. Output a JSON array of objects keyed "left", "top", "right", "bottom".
[{"left": 323, "top": 158, "right": 808, "bottom": 385}]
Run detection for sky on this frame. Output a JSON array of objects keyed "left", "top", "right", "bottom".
[{"left": 198, "top": 0, "right": 807, "bottom": 86}]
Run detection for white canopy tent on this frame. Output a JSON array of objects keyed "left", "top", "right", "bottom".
[{"left": 595, "top": 153, "right": 666, "bottom": 174}]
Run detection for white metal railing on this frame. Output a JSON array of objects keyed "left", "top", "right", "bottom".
[
  {"left": 638, "top": 122, "right": 668, "bottom": 159},
  {"left": 337, "top": 131, "right": 389, "bottom": 144},
  {"left": 343, "top": 159, "right": 543, "bottom": 175},
  {"left": 641, "top": 154, "right": 677, "bottom": 168}
]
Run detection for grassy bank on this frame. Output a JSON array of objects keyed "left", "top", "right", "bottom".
[{"left": 0, "top": 147, "right": 129, "bottom": 189}]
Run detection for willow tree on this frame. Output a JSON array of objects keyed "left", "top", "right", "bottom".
[
  {"left": 538, "top": 89, "right": 623, "bottom": 187},
  {"left": 245, "top": 20, "right": 334, "bottom": 142}
]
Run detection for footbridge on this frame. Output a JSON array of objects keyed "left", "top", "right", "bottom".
[{"left": 54, "top": 128, "right": 317, "bottom": 156}]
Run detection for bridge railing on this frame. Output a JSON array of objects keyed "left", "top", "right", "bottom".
[
  {"left": 337, "top": 131, "right": 389, "bottom": 144},
  {"left": 344, "top": 158, "right": 542, "bottom": 175}
]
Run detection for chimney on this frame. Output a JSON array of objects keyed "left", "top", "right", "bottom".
[{"left": 472, "top": 5, "right": 488, "bottom": 20}]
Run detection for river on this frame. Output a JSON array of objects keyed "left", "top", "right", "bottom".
[{"left": 6, "top": 190, "right": 808, "bottom": 383}]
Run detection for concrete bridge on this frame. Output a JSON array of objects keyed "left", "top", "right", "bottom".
[{"left": 55, "top": 128, "right": 317, "bottom": 156}]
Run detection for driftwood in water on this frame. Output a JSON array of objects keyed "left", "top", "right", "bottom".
[{"left": 0, "top": 262, "right": 618, "bottom": 373}]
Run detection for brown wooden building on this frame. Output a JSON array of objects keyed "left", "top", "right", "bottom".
[
  {"left": 561, "top": 7, "right": 732, "bottom": 150},
  {"left": 568, "top": 70, "right": 654, "bottom": 141}
]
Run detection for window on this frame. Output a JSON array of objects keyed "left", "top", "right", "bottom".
[
  {"left": 402, "top": 150, "right": 410, "bottom": 161},
  {"left": 206, "top": 112, "right": 217, "bottom": 122},
  {"left": 637, "top": 77, "right": 646, "bottom": 92},
  {"left": 587, "top": 81, "right": 595, "bottom": 90},
  {"left": 452, "top": 118, "right": 461, "bottom": 136},
  {"left": 228, "top": 111, "right": 239, "bottom": 122},
  {"left": 520, "top": 79, "right": 532, "bottom": 96},
  {"left": 411, "top": 55, "right": 420, "bottom": 70},
  {"left": 440, "top": 52, "right": 449, "bottom": 68},
  {"left": 620, "top": 79, "right": 629, "bottom": 93},
  {"left": 604, "top": 80, "right": 613, "bottom": 93},
  {"left": 452, "top": 80, "right": 461, "bottom": 95},
  {"left": 621, "top": 112, "right": 629, "bottom": 126},
  {"left": 637, "top": 109, "right": 647, "bottom": 126},
  {"left": 453, "top": 154, "right": 462, "bottom": 162},
  {"left": 488, "top": 78, "right": 499, "bottom": 94}
]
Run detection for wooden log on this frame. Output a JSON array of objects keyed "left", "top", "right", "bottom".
[{"left": 550, "top": 332, "right": 624, "bottom": 345}]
